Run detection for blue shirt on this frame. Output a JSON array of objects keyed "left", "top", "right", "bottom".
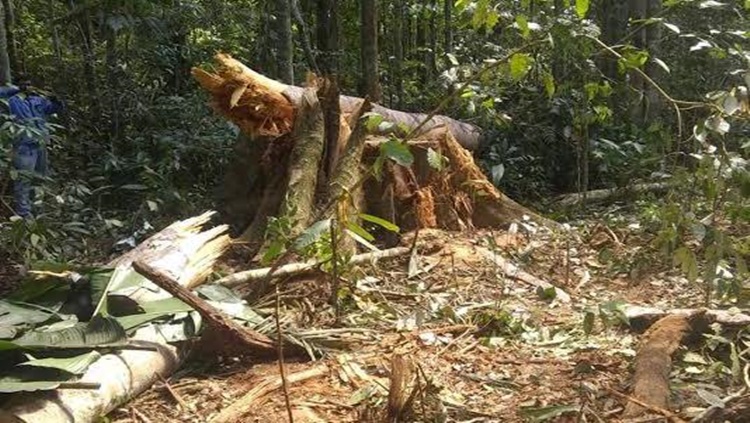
[{"left": 0, "top": 86, "right": 62, "bottom": 146}]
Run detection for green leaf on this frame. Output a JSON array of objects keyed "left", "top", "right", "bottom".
[
  {"left": 14, "top": 316, "right": 128, "bottom": 349},
  {"left": 21, "top": 351, "right": 102, "bottom": 375},
  {"left": 0, "top": 300, "right": 59, "bottom": 339},
  {"left": 294, "top": 219, "right": 332, "bottom": 250},
  {"left": 363, "top": 113, "right": 384, "bottom": 132},
  {"left": 509, "top": 53, "right": 532, "bottom": 81},
  {"left": 673, "top": 246, "right": 699, "bottom": 283},
  {"left": 427, "top": 147, "right": 448, "bottom": 171},
  {"left": 0, "top": 368, "right": 73, "bottom": 393},
  {"left": 380, "top": 138, "right": 414, "bottom": 167},
  {"left": 575, "top": 0, "right": 590, "bottom": 18},
  {"left": 542, "top": 71, "right": 556, "bottom": 98},
  {"left": 515, "top": 15, "right": 530, "bottom": 39},
  {"left": 359, "top": 214, "right": 400, "bottom": 233},
  {"left": 346, "top": 222, "right": 375, "bottom": 242}
]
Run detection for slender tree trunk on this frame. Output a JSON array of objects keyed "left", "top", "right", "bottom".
[
  {"left": 316, "top": 0, "right": 341, "bottom": 181},
  {"left": 360, "top": 0, "right": 382, "bottom": 102},
  {"left": 644, "top": 0, "right": 663, "bottom": 121},
  {"left": 2, "top": 0, "right": 16, "bottom": 77},
  {"left": 393, "top": 0, "right": 404, "bottom": 108},
  {"left": 444, "top": 0, "right": 453, "bottom": 54},
  {"left": 428, "top": 0, "right": 437, "bottom": 78},
  {"left": 0, "top": 0, "right": 11, "bottom": 85},
  {"left": 106, "top": 26, "right": 120, "bottom": 140},
  {"left": 598, "top": 0, "right": 630, "bottom": 80},
  {"left": 273, "top": 0, "right": 294, "bottom": 84},
  {"left": 628, "top": 0, "right": 648, "bottom": 123},
  {"left": 291, "top": 0, "right": 319, "bottom": 74}
]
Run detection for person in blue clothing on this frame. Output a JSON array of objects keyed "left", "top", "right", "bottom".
[{"left": 0, "top": 76, "right": 63, "bottom": 219}]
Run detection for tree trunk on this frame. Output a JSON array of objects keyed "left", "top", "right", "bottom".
[
  {"left": 428, "top": 0, "right": 437, "bottom": 79},
  {"left": 106, "top": 26, "right": 120, "bottom": 140},
  {"left": 272, "top": 0, "right": 294, "bottom": 84},
  {"left": 644, "top": 0, "right": 663, "bottom": 121},
  {"left": 597, "top": 0, "right": 630, "bottom": 81},
  {"left": 628, "top": 0, "right": 648, "bottom": 123},
  {"left": 393, "top": 0, "right": 404, "bottom": 108},
  {"left": 444, "top": 0, "right": 453, "bottom": 54},
  {"left": 2, "top": 0, "right": 16, "bottom": 79},
  {"left": 316, "top": 0, "right": 341, "bottom": 181},
  {"left": 291, "top": 0, "right": 319, "bottom": 74},
  {"left": 359, "top": 0, "right": 382, "bottom": 102},
  {"left": 0, "top": 0, "right": 11, "bottom": 85}
]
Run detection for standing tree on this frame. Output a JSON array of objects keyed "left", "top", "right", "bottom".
[
  {"left": 273, "top": 0, "right": 294, "bottom": 84},
  {"left": 0, "top": 0, "right": 10, "bottom": 84},
  {"left": 359, "top": 0, "right": 381, "bottom": 102},
  {"left": 316, "top": 0, "right": 341, "bottom": 180}
]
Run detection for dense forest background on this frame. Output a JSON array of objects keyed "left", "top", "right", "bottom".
[{"left": 0, "top": 0, "right": 748, "bottom": 288}]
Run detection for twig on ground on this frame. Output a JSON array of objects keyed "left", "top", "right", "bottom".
[
  {"left": 217, "top": 245, "right": 417, "bottom": 287},
  {"left": 276, "top": 286, "right": 294, "bottom": 423}
]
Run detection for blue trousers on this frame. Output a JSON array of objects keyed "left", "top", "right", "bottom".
[{"left": 12, "top": 142, "right": 47, "bottom": 218}]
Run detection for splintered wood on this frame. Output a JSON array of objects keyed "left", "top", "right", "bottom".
[{"left": 192, "top": 53, "right": 294, "bottom": 137}]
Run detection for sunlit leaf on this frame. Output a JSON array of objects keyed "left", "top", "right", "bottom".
[
  {"left": 542, "top": 71, "right": 556, "bottom": 98},
  {"left": 509, "top": 53, "right": 532, "bottom": 81},
  {"left": 359, "top": 214, "right": 400, "bottom": 233},
  {"left": 699, "top": 0, "right": 726, "bottom": 8},
  {"left": 294, "top": 219, "right": 332, "bottom": 250},
  {"left": 515, "top": 15, "right": 530, "bottom": 39},
  {"left": 690, "top": 40, "right": 713, "bottom": 52},
  {"left": 652, "top": 57, "right": 671, "bottom": 74},
  {"left": 723, "top": 94, "right": 740, "bottom": 115},
  {"left": 663, "top": 22, "right": 681, "bottom": 34},
  {"left": 575, "top": 0, "right": 590, "bottom": 18},
  {"left": 427, "top": 147, "right": 448, "bottom": 171}
]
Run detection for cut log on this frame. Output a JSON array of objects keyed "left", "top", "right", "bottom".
[
  {"left": 192, "top": 53, "right": 483, "bottom": 151},
  {"left": 555, "top": 182, "right": 671, "bottom": 207},
  {"left": 0, "top": 212, "right": 230, "bottom": 423},
  {"left": 623, "top": 311, "right": 710, "bottom": 418},
  {"left": 623, "top": 306, "right": 750, "bottom": 331}
]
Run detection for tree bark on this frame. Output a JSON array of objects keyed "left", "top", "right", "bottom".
[
  {"left": 359, "top": 0, "right": 382, "bottom": 102},
  {"left": 444, "top": 0, "right": 453, "bottom": 54},
  {"left": 644, "top": 0, "right": 663, "bottom": 121},
  {"left": 0, "top": 0, "right": 11, "bottom": 85},
  {"left": 316, "top": 0, "right": 342, "bottom": 181},
  {"left": 393, "top": 0, "right": 404, "bottom": 108},
  {"left": 106, "top": 26, "right": 120, "bottom": 140},
  {"left": 2, "top": 0, "right": 15, "bottom": 80},
  {"left": 272, "top": 0, "right": 295, "bottom": 84},
  {"left": 628, "top": 0, "right": 648, "bottom": 123}
]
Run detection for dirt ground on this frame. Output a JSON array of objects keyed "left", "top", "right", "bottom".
[{"left": 104, "top": 208, "right": 749, "bottom": 423}]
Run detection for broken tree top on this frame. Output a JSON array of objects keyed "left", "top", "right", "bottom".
[{"left": 191, "top": 53, "right": 484, "bottom": 151}]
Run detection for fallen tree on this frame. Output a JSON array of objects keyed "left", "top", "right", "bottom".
[
  {"left": 192, "top": 54, "right": 556, "bottom": 255},
  {"left": 0, "top": 212, "right": 230, "bottom": 423}
]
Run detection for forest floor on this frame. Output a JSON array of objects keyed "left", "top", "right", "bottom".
[{"left": 103, "top": 203, "right": 745, "bottom": 423}]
